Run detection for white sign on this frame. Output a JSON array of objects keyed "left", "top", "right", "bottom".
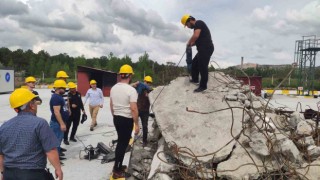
[
  {"left": 0, "top": 69, "right": 14, "bottom": 93},
  {"left": 298, "top": 87, "right": 303, "bottom": 91}
]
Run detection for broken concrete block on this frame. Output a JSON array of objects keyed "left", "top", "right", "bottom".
[
  {"left": 252, "top": 101, "right": 263, "bottom": 109},
  {"left": 289, "top": 111, "right": 302, "bottom": 128},
  {"left": 244, "top": 100, "right": 251, "bottom": 108},
  {"left": 296, "top": 121, "right": 313, "bottom": 136},
  {"left": 307, "top": 145, "right": 320, "bottom": 160},
  {"left": 217, "top": 87, "right": 229, "bottom": 92},
  {"left": 218, "top": 144, "right": 279, "bottom": 180},
  {"left": 297, "top": 136, "right": 315, "bottom": 147},
  {"left": 276, "top": 139, "right": 301, "bottom": 163},
  {"left": 296, "top": 159, "right": 320, "bottom": 179},
  {"left": 249, "top": 131, "right": 270, "bottom": 156},
  {"left": 226, "top": 95, "right": 237, "bottom": 101},
  {"left": 273, "top": 115, "right": 289, "bottom": 130},
  {"left": 151, "top": 173, "right": 172, "bottom": 180},
  {"left": 149, "top": 74, "right": 244, "bottom": 165},
  {"left": 237, "top": 93, "right": 248, "bottom": 102},
  {"left": 228, "top": 89, "right": 240, "bottom": 96},
  {"left": 148, "top": 138, "right": 166, "bottom": 179}
]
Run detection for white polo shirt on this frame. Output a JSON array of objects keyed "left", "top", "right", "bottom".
[{"left": 110, "top": 82, "right": 138, "bottom": 118}]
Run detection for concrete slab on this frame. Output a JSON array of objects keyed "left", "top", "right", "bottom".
[{"left": 149, "top": 73, "right": 244, "bottom": 164}]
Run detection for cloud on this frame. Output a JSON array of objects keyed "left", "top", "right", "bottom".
[
  {"left": 250, "top": 5, "right": 278, "bottom": 22},
  {"left": 0, "top": 0, "right": 28, "bottom": 17}
]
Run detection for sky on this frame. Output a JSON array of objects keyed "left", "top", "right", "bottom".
[{"left": 0, "top": 0, "right": 319, "bottom": 68}]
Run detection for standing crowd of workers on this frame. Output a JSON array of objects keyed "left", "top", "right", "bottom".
[{"left": 0, "top": 13, "right": 212, "bottom": 180}]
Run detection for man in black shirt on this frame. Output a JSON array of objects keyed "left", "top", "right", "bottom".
[
  {"left": 181, "top": 14, "right": 214, "bottom": 92},
  {"left": 64, "top": 82, "right": 85, "bottom": 144}
]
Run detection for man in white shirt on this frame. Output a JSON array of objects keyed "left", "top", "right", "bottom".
[
  {"left": 110, "top": 64, "right": 139, "bottom": 179},
  {"left": 84, "top": 80, "right": 104, "bottom": 131}
]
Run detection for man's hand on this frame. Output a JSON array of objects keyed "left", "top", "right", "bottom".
[
  {"left": 134, "top": 123, "right": 140, "bottom": 135},
  {"left": 55, "top": 168, "right": 63, "bottom": 180},
  {"left": 72, "top": 104, "right": 77, "bottom": 108},
  {"left": 60, "top": 124, "right": 67, "bottom": 132}
]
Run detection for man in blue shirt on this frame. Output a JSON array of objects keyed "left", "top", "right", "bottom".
[
  {"left": 0, "top": 88, "right": 63, "bottom": 180},
  {"left": 50, "top": 80, "right": 69, "bottom": 161}
]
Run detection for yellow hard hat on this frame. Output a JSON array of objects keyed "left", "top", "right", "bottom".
[
  {"left": 68, "top": 82, "right": 77, "bottom": 89},
  {"left": 10, "top": 88, "right": 37, "bottom": 108},
  {"left": 144, "top": 76, "right": 153, "bottom": 83},
  {"left": 90, "top": 80, "right": 97, "bottom": 85},
  {"left": 119, "top": 64, "right": 134, "bottom": 74},
  {"left": 53, "top": 79, "right": 67, "bottom": 88},
  {"left": 181, "top": 14, "right": 191, "bottom": 26},
  {"left": 25, "top": 76, "right": 36, "bottom": 83},
  {"left": 56, "top": 71, "right": 69, "bottom": 78}
]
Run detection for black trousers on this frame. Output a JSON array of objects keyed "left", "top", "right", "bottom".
[
  {"left": 192, "top": 45, "right": 214, "bottom": 89},
  {"left": 139, "top": 111, "right": 149, "bottom": 143},
  {"left": 4, "top": 167, "right": 47, "bottom": 180},
  {"left": 113, "top": 115, "right": 133, "bottom": 172},
  {"left": 64, "top": 110, "right": 81, "bottom": 140}
]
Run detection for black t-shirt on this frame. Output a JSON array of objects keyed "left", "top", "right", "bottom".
[{"left": 194, "top": 20, "right": 213, "bottom": 49}]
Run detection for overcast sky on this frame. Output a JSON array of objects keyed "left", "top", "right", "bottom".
[{"left": 0, "top": 0, "right": 319, "bottom": 68}]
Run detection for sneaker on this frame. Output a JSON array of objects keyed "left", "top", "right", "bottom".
[
  {"left": 194, "top": 87, "right": 207, "bottom": 93},
  {"left": 59, "top": 152, "right": 65, "bottom": 156},
  {"left": 59, "top": 157, "right": 67, "bottom": 161},
  {"left": 90, "top": 127, "right": 94, "bottom": 131},
  {"left": 64, "top": 140, "right": 70, "bottom": 145},
  {"left": 70, "top": 138, "right": 77, "bottom": 142},
  {"left": 60, "top": 147, "right": 67, "bottom": 152},
  {"left": 112, "top": 171, "right": 125, "bottom": 179}
]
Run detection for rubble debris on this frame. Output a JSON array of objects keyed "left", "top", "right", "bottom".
[
  {"left": 296, "top": 121, "right": 313, "bottom": 136},
  {"left": 142, "top": 72, "right": 320, "bottom": 179}
]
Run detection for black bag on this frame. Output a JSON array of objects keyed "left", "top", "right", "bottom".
[
  {"left": 81, "top": 113, "right": 88, "bottom": 124},
  {"left": 45, "top": 168, "right": 54, "bottom": 180}
]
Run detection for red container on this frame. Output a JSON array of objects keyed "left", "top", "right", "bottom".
[
  {"left": 236, "top": 76, "right": 262, "bottom": 96},
  {"left": 77, "top": 66, "right": 117, "bottom": 97}
]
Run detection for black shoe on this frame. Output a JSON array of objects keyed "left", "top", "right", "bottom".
[
  {"left": 64, "top": 140, "right": 70, "bottom": 145},
  {"left": 194, "top": 87, "right": 207, "bottom": 93},
  {"left": 59, "top": 152, "right": 65, "bottom": 156},
  {"left": 70, "top": 138, "right": 77, "bottom": 142},
  {"left": 60, "top": 147, "right": 67, "bottom": 152},
  {"left": 90, "top": 127, "right": 94, "bottom": 131},
  {"left": 59, "top": 157, "right": 67, "bottom": 161},
  {"left": 190, "top": 79, "right": 199, "bottom": 83}
]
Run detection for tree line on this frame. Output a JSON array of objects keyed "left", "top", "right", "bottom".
[{"left": 0, "top": 47, "right": 187, "bottom": 85}]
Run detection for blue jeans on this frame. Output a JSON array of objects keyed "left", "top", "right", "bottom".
[{"left": 50, "top": 120, "right": 63, "bottom": 153}]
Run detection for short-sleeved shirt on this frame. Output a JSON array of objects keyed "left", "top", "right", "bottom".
[
  {"left": 0, "top": 112, "right": 59, "bottom": 169},
  {"left": 194, "top": 20, "right": 213, "bottom": 50},
  {"left": 110, "top": 82, "right": 138, "bottom": 118},
  {"left": 50, "top": 93, "right": 69, "bottom": 122}
]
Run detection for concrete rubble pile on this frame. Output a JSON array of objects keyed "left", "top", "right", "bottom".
[{"left": 135, "top": 72, "right": 320, "bottom": 180}]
